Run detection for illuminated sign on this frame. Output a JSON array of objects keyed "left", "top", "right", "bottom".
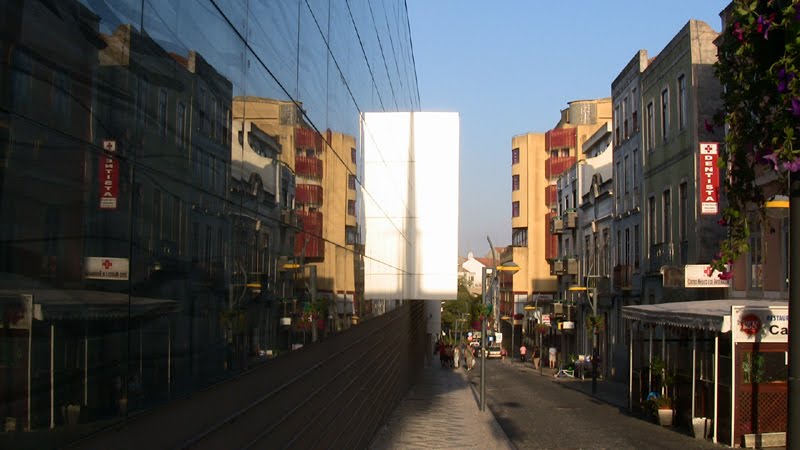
[
  {"left": 99, "top": 140, "right": 119, "bottom": 210},
  {"left": 699, "top": 142, "right": 719, "bottom": 215}
]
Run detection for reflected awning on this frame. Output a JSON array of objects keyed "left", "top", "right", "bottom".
[
  {"left": 0, "top": 289, "right": 181, "bottom": 321},
  {"left": 622, "top": 299, "right": 788, "bottom": 332}
]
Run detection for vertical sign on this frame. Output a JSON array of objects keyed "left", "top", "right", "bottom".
[
  {"left": 699, "top": 142, "right": 719, "bottom": 215},
  {"left": 99, "top": 139, "right": 119, "bottom": 210}
]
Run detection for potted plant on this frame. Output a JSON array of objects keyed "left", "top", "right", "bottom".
[{"left": 654, "top": 395, "right": 674, "bottom": 426}]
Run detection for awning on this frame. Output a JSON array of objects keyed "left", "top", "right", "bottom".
[
  {"left": 622, "top": 299, "right": 788, "bottom": 332},
  {"left": 0, "top": 289, "right": 181, "bottom": 321}
]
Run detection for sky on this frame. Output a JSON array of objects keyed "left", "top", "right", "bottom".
[{"left": 406, "top": 1, "right": 730, "bottom": 258}]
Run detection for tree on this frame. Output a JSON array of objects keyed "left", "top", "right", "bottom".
[
  {"left": 441, "top": 278, "right": 481, "bottom": 337},
  {"left": 711, "top": 0, "right": 800, "bottom": 274}
]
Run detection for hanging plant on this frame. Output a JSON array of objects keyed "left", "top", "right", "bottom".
[
  {"left": 585, "top": 314, "right": 605, "bottom": 333},
  {"left": 710, "top": 0, "right": 800, "bottom": 276},
  {"left": 534, "top": 323, "right": 550, "bottom": 335}
]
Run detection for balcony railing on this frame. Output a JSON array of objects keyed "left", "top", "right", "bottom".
[
  {"left": 296, "top": 184, "right": 323, "bottom": 206},
  {"left": 551, "top": 216, "right": 564, "bottom": 234},
  {"left": 295, "top": 127, "right": 321, "bottom": 150},
  {"left": 296, "top": 155, "right": 323, "bottom": 178},
  {"left": 564, "top": 257, "right": 578, "bottom": 275},
  {"left": 544, "top": 184, "right": 557, "bottom": 207},
  {"left": 545, "top": 156, "right": 576, "bottom": 179},
  {"left": 552, "top": 259, "right": 564, "bottom": 275},
  {"left": 613, "top": 264, "right": 633, "bottom": 290},
  {"left": 649, "top": 243, "right": 673, "bottom": 272},
  {"left": 563, "top": 209, "right": 577, "bottom": 229}
]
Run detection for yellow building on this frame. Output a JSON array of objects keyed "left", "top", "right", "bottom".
[
  {"left": 232, "top": 97, "right": 359, "bottom": 326},
  {"left": 507, "top": 99, "right": 612, "bottom": 319}
]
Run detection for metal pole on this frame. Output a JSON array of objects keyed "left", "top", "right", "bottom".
[
  {"left": 480, "top": 267, "right": 487, "bottom": 412},
  {"left": 788, "top": 170, "right": 799, "bottom": 450},
  {"left": 511, "top": 313, "right": 515, "bottom": 360},
  {"left": 591, "top": 287, "right": 598, "bottom": 394}
]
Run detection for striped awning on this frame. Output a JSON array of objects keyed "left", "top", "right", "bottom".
[{"left": 622, "top": 299, "right": 788, "bottom": 332}]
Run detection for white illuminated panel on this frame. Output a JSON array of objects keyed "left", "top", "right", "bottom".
[{"left": 362, "top": 112, "right": 459, "bottom": 302}]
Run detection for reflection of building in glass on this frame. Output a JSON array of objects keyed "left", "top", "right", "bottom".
[{"left": 233, "top": 97, "right": 361, "bottom": 336}]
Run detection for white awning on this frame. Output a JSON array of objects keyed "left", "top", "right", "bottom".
[
  {"left": 622, "top": 299, "right": 788, "bottom": 332},
  {"left": 1, "top": 289, "right": 180, "bottom": 321}
]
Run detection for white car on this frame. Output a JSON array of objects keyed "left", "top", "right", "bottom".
[{"left": 485, "top": 345, "right": 503, "bottom": 359}]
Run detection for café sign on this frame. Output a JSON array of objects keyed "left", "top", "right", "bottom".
[{"left": 732, "top": 305, "right": 788, "bottom": 343}]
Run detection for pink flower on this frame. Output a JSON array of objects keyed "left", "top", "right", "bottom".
[
  {"left": 717, "top": 218, "right": 728, "bottom": 226},
  {"left": 756, "top": 14, "right": 776, "bottom": 39},
  {"left": 718, "top": 271, "right": 733, "bottom": 280},
  {"left": 733, "top": 22, "right": 745, "bottom": 41},
  {"left": 782, "top": 158, "right": 800, "bottom": 172},
  {"left": 762, "top": 152, "right": 779, "bottom": 171}
]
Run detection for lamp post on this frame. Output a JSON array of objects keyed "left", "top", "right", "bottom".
[{"left": 569, "top": 285, "right": 598, "bottom": 393}]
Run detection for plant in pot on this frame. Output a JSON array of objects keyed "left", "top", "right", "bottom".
[
  {"left": 654, "top": 395, "right": 674, "bottom": 427},
  {"left": 649, "top": 357, "right": 676, "bottom": 426}
]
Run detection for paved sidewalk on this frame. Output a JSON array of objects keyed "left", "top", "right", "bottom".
[{"left": 370, "top": 363, "right": 514, "bottom": 450}]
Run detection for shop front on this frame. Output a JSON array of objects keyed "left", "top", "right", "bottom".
[{"left": 623, "top": 299, "right": 788, "bottom": 447}]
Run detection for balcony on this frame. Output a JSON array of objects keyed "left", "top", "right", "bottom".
[
  {"left": 545, "top": 156, "right": 576, "bottom": 179},
  {"left": 613, "top": 265, "right": 633, "bottom": 290},
  {"left": 564, "top": 258, "right": 578, "bottom": 275},
  {"left": 295, "top": 127, "right": 321, "bottom": 150},
  {"left": 296, "top": 184, "right": 323, "bottom": 206},
  {"left": 296, "top": 155, "right": 323, "bottom": 179},
  {"left": 563, "top": 209, "right": 577, "bottom": 229},
  {"left": 295, "top": 210, "right": 324, "bottom": 259},
  {"left": 552, "top": 259, "right": 564, "bottom": 275},
  {"left": 551, "top": 216, "right": 564, "bottom": 234},
  {"left": 544, "top": 184, "right": 557, "bottom": 207},
  {"left": 648, "top": 243, "right": 673, "bottom": 273}
]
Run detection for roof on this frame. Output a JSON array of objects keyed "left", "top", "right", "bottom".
[
  {"left": 1, "top": 289, "right": 181, "bottom": 321},
  {"left": 622, "top": 299, "right": 788, "bottom": 332}
]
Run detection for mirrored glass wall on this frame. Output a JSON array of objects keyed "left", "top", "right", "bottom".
[{"left": 0, "top": 0, "right": 418, "bottom": 443}]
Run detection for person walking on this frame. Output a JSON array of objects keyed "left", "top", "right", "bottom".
[
  {"left": 464, "top": 345, "right": 475, "bottom": 371},
  {"left": 548, "top": 346, "right": 557, "bottom": 369},
  {"left": 532, "top": 346, "right": 541, "bottom": 369},
  {"left": 453, "top": 344, "right": 461, "bottom": 368},
  {"left": 519, "top": 344, "right": 527, "bottom": 363}
]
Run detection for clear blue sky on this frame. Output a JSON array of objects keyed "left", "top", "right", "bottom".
[{"left": 406, "top": 1, "right": 730, "bottom": 258}]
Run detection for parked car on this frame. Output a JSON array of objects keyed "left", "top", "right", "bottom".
[{"left": 485, "top": 345, "right": 503, "bottom": 359}]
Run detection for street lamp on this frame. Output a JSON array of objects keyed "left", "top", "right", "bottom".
[{"left": 569, "top": 285, "right": 599, "bottom": 393}]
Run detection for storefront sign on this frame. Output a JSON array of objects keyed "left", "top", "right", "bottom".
[
  {"left": 685, "top": 264, "right": 731, "bottom": 288},
  {"left": 84, "top": 257, "right": 129, "bottom": 280},
  {"left": 732, "top": 306, "right": 789, "bottom": 343},
  {"left": 699, "top": 142, "right": 719, "bottom": 215},
  {"left": 99, "top": 139, "right": 119, "bottom": 210}
]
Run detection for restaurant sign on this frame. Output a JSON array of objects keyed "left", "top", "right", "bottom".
[
  {"left": 732, "top": 305, "right": 788, "bottom": 343},
  {"left": 685, "top": 264, "right": 730, "bottom": 288}
]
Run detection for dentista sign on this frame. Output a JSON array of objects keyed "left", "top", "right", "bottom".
[{"left": 732, "top": 305, "right": 789, "bottom": 343}]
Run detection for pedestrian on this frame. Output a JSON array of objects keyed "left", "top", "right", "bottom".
[
  {"left": 519, "top": 344, "right": 527, "bottom": 362},
  {"left": 438, "top": 340, "right": 448, "bottom": 368},
  {"left": 549, "top": 346, "right": 557, "bottom": 369},
  {"left": 453, "top": 344, "right": 461, "bottom": 368},
  {"left": 464, "top": 345, "right": 475, "bottom": 371},
  {"left": 532, "top": 346, "right": 541, "bottom": 369}
]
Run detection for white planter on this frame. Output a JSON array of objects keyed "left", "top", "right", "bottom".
[
  {"left": 692, "top": 417, "right": 711, "bottom": 439},
  {"left": 657, "top": 408, "right": 673, "bottom": 427}
]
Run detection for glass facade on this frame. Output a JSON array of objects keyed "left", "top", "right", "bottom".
[{"left": 0, "top": 0, "right": 418, "bottom": 443}]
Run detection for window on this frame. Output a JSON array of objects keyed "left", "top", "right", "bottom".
[
  {"left": 662, "top": 189, "right": 671, "bottom": 243},
  {"left": 622, "top": 96, "right": 628, "bottom": 139},
  {"left": 512, "top": 174, "right": 520, "bottom": 191},
  {"left": 511, "top": 201, "right": 520, "bottom": 217},
  {"left": 197, "top": 88, "right": 206, "bottom": 133},
  {"left": 348, "top": 174, "right": 356, "bottom": 190},
  {"left": 750, "top": 219, "right": 763, "bottom": 289},
  {"left": 632, "top": 149, "right": 638, "bottom": 191},
  {"left": 512, "top": 147, "right": 519, "bottom": 164},
  {"left": 172, "top": 195, "right": 182, "bottom": 251},
  {"left": 512, "top": 228, "right": 528, "bottom": 246},
  {"left": 625, "top": 228, "right": 631, "bottom": 267},
  {"left": 634, "top": 224, "right": 640, "bottom": 270},
  {"left": 660, "top": 88, "right": 669, "bottom": 141},
  {"left": 615, "top": 162, "right": 621, "bottom": 199},
  {"left": 223, "top": 107, "right": 231, "bottom": 146},
  {"left": 176, "top": 102, "right": 186, "bottom": 149},
  {"left": 646, "top": 102, "right": 655, "bottom": 150},
  {"left": 158, "top": 88, "right": 168, "bottom": 138},
  {"left": 616, "top": 230, "right": 622, "bottom": 266},
  {"left": 52, "top": 70, "right": 70, "bottom": 120},
  {"left": 648, "top": 196, "right": 656, "bottom": 246},
  {"left": 153, "top": 189, "right": 163, "bottom": 241},
  {"left": 602, "top": 230, "right": 610, "bottom": 276},
  {"left": 624, "top": 155, "right": 629, "bottom": 194},
  {"left": 345, "top": 226, "right": 357, "bottom": 245},
  {"left": 614, "top": 104, "right": 620, "bottom": 145},
  {"left": 191, "top": 222, "right": 199, "bottom": 262},
  {"left": 347, "top": 199, "right": 356, "bottom": 216},
  {"left": 351, "top": 147, "right": 357, "bottom": 164},
  {"left": 632, "top": 88, "right": 639, "bottom": 132},
  {"left": 11, "top": 49, "right": 32, "bottom": 113},
  {"left": 678, "top": 75, "right": 687, "bottom": 130},
  {"left": 193, "top": 149, "right": 203, "bottom": 182},
  {"left": 584, "top": 235, "right": 591, "bottom": 275},
  {"left": 679, "top": 182, "right": 688, "bottom": 242},
  {"left": 136, "top": 79, "right": 148, "bottom": 127}
]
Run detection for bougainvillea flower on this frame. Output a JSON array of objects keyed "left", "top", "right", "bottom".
[
  {"left": 717, "top": 218, "right": 728, "bottom": 226},
  {"left": 782, "top": 158, "right": 800, "bottom": 172},
  {"left": 791, "top": 98, "right": 800, "bottom": 117},
  {"left": 756, "top": 13, "right": 776, "bottom": 39},
  {"left": 762, "top": 152, "right": 780, "bottom": 170},
  {"left": 704, "top": 119, "right": 715, "bottom": 133},
  {"left": 795, "top": 3, "right": 800, "bottom": 21},
  {"left": 718, "top": 271, "right": 734, "bottom": 280},
  {"left": 777, "top": 68, "right": 796, "bottom": 93},
  {"left": 733, "top": 22, "right": 745, "bottom": 41}
]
